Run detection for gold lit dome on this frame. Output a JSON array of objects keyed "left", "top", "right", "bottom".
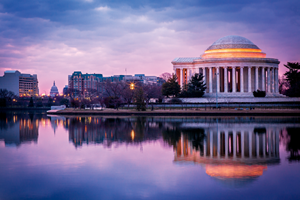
[{"left": 202, "top": 35, "right": 266, "bottom": 59}]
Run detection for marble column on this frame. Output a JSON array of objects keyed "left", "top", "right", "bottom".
[
  {"left": 275, "top": 68, "right": 279, "bottom": 93},
  {"left": 275, "top": 130, "right": 279, "bottom": 157},
  {"left": 233, "top": 131, "right": 236, "bottom": 158},
  {"left": 217, "top": 131, "right": 220, "bottom": 158},
  {"left": 190, "top": 141, "right": 193, "bottom": 155},
  {"left": 210, "top": 131, "right": 213, "bottom": 158},
  {"left": 181, "top": 134, "right": 184, "bottom": 157},
  {"left": 216, "top": 67, "right": 220, "bottom": 93},
  {"left": 263, "top": 134, "right": 266, "bottom": 157},
  {"left": 232, "top": 67, "right": 236, "bottom": 93},
  {"left": 240, "top": 67, "right": 244, "bottom": 93},
  {"left": 225, "top": 131, "right": 228, "bottom": 158},
  {"left": 249, "top": 132, "right": 252, "bottom": 158},
  {"left": 273, "top": 131, "right": 276, "bottom": 156},
  {"left": 180, "top": 68, "right": 183, "bottom": 88},
  {"left": 267, "top": 67, "right": 271, "bottom": 93},
  {"left": 224, "top": 67, "right": 228, "bottom": 93},
  {"left": 262, "top": 67, "right": 265, "bottom": 91},
  {"left": 209, "top": 67, "right": 213, "bottom": 93},
  {"left": 248, "top": 67, "right": 252, "bottom": 93},
  {"left": 203, "top": 135, "right": 207, "bottom": 157},
  {"left": 271, "top": 68, "right": 275, "bottom": 93},
  {"left": 255, "top": 66, "right": 259, "bottom": 91},
  {"left": 267, "top": 130, "right": 271, "bottom": 156},
  {"left": 203, "top": 68, "right": 207, "bottom": 93},
  {"left": 256, "top": 134, "right": 259, "bottom": 157},
  {"left": 241, "top": 132, "right": 244, "bottom": 158}
]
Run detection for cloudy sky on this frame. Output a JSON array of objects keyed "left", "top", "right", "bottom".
[{"left": 0, "top": 0, "right": 299, "bottom": 94}]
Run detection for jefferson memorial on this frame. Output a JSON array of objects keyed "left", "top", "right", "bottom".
[{"left": 172, "top": 35, "right": 281, "bottom": 98}]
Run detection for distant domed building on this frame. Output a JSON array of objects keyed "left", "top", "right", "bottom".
[
  {"left": 50, "top": 81, "right": 59, "bottom": 97},
  {"left": 172, "top": 35, "right": 281, "bottom": 98}
]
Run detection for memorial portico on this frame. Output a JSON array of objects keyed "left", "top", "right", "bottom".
[{"left": 172, "top": 36, "right": 281, "bottom": 97}]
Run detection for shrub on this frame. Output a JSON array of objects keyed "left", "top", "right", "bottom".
[
  {"left": 179, "top": 73, "right": 206, "bottom": 98},
  {"left": 0, "top": 98, "right": 6, "bottom": 107},
  {"left": 168, "top": 98, "right": 182, "bottom": 103},
  {"left": 134, "top": 87, "right": 146, "bottom": 111},
  {"left": 253, "top": 90, "right": 266, "bottom": 97},
  {"left": 103, "top": 97, "right": 121, "bottom": 109},
  {"left": 28, "top": 97, "right": 34, "bottom": 107}
]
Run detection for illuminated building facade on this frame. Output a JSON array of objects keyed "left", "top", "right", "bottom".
[
  {"left": 68, "top": 71, "right": 103, "bottom": 97},
  {"left": 172, "top": 35, "right": 281, "bottom": 97},
  {"left": 0, "top": 70, "right": 39, "bottom": 96}
]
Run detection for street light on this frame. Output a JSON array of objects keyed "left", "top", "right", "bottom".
[{"left": 130, "top": 83, "right": 135, "bottom": 90}]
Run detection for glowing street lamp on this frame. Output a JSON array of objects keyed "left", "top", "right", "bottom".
[{"left": 130, "top": 83, "right": 135, "bottom": 90}]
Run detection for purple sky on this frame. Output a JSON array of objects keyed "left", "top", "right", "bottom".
[{"left": 0, "top": 0, "right": 299, "bottom": 94}]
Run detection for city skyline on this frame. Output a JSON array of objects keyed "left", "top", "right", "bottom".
[{"left": 0, "top": 0, "right": 299, "bottom": 94}]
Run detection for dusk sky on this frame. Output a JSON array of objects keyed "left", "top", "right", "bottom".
[{"left": 0, "top": 0, "right": 299, "bottom": 94}]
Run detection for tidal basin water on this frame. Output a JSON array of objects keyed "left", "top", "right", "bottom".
[{"left": 0, "top": 112, "right": 300, "bottom": 200}]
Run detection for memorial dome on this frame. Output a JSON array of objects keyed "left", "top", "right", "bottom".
[
  {"left": 206, "top": 35, "right": 260, "bottom": 50},
  {"left": 202, "top": 35, "right": 266, "bottom": 59}
]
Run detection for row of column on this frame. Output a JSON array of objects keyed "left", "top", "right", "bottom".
[
  {"left": 175, "top": 66, "right": 279, "bottom": 93},
  {"left": 177, "top": 130, "right": 280, "bottom": 159}
]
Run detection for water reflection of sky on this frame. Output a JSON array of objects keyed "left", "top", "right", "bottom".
[{"left": 0, "top": 113, "right": 300, "bottom": 200}]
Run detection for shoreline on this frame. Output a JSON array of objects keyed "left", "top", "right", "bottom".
[{"left": 47, "top": 108, "right": 300, "bottom": 116}]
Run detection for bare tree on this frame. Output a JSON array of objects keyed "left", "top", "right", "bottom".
[
  {"left": 143, "top": 84, "right": 162, "bottom": 107},
  {"left": 160, "top": 72, "right": 172, "bottom": 81},
  {"left": 0, "top": 89, "right": 17, "bottom": 106},
  {"left": 121, "top": 83, "right": 134, "bottom": 108},
  {"left": 103, "top": 80, "right": 127, "bottom": 109}
]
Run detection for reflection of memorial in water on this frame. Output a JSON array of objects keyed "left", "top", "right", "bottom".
[{"left": 173, "top": 122, "right": 286, "bottom": 185}]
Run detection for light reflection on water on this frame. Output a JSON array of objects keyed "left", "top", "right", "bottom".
[{"left": 0, "top": 111, "right": 300, "bottom": 200}]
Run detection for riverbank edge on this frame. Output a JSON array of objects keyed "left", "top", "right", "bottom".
[
  {"left": 47, "top": 109, "right": 300, "bottom": 116},
  {"left": 0, "top": 107, "right": 50, "bottom": 111}
]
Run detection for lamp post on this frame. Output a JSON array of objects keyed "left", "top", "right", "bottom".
[{"left": 130, "top": 83, "right": 135, "bottom": 90}]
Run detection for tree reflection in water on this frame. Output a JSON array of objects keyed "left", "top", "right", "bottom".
[{"left": 281, "top": 127, "right": 300, "bottom": 162}]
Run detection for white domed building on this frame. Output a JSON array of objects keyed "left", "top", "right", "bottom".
[
  {"left": 172, "top": 35, "right": 282, "bottom": 98},
  {"left": 50, "top": 81, "right": 59, "bottom": 97}
]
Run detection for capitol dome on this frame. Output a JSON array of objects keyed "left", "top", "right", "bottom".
[
  {"left": 50, "top": 81, "right": 59, "bottom": 97},
  {"left": 203, "top": 35, "right": 266, "bottom": 59}
]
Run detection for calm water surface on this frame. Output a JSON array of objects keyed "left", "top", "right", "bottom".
[{"left": 0, "top": 112, "right": 300, "bottom": 200}]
